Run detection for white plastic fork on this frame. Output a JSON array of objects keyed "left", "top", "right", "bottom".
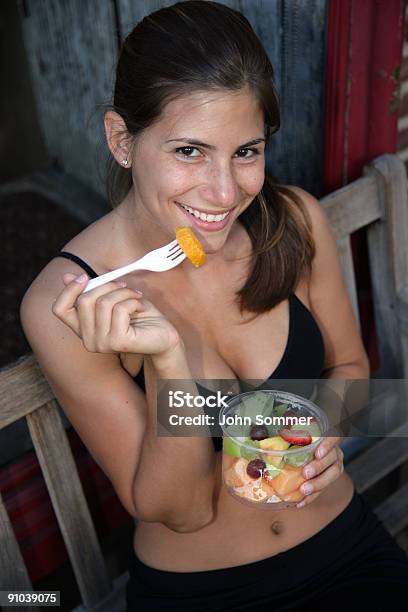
[{"left": 83, "top": 239, "right": 186, "bottom": 293}]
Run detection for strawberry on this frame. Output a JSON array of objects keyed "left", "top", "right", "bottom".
[{"left": 279, "top": 428, "right": 312, "bottom": 446}]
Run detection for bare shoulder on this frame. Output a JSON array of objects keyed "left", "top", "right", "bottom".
[
  {"left": 58, "top": 209, "right": 118, "bottom": 274},
  {"left": 281, "top": 185, "right": 369, "bottom": 376},
  {"left": 278, "top": 185, "right": 332, "bottom": 300},
  {"left": 281, "top": 185, "right": 340, "bottom": 280},
  {"left": 282, "top": 185, "right": 331, "bottom": 238},
  {"left": 20, "top": 205, "right": 119, "bottom": 332}
]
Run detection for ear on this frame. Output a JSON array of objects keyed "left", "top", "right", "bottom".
[{"left": 104, "top": 111, "right": 132, "bottom": 167}]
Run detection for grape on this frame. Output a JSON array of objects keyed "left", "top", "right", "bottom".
[
  {"left": 249, "top": 424, "right": 269, "bottom": 441},
  {"left": 246, "top": 458, "right": 266, "bottom": 478}
]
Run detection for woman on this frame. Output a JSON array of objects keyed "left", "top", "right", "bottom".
[{"left": 21, "top": 2, "right": 408, "bottom": 610}]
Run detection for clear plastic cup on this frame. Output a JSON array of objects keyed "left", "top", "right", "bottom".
[{"left": 219, "top": 389, "right": 329, "bottom": 509}]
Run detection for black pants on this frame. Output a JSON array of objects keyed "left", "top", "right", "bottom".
[{"left": 126, "top": 491, "right": 408, "bottom": 611}]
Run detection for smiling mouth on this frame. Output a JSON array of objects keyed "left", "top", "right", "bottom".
[{"left": 176, "top": 202, "right": 232, "bottom": 223}]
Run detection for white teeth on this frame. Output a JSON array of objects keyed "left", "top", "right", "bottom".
[{"left": 179, "top": 203, "right": 229, "bottom": 222}]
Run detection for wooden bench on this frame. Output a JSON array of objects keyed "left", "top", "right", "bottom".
[{"left": 1, "top": 153, "right": 407, "bottom": 611}]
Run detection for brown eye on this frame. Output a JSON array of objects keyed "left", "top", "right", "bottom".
[
  {"left": 176, "top": 147, "right": 201, "bottom": 157},
  {"left": 235, "top": 148, "right": 259, "bottom": 158}
]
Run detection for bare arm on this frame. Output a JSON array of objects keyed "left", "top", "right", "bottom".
[
  {"left": 283, "top": 188, "right": 370, "bottom": 506},
  {"left": 20, "top": 260, "right": 215, "bottom": 532},
  {"left": 295, "top": 188, "right": 370, "bottom": 381},
  {"left": 132, "top": 347, "right": 216, "bottom": 532},
  {"left": 300, "top": 187, "right": 370, "bottom": 426}
]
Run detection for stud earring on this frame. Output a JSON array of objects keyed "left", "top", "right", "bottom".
[{"left": 122, "top": 158, "right": 129, "bottom": 166}]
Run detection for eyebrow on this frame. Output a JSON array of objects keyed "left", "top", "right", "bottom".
[{"left": 165, "top": 137, "right": 265, "bottom": 150}]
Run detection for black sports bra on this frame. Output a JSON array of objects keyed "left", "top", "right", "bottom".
[{"left": 56, "top": 251, "right": 326, "bottom": 451}]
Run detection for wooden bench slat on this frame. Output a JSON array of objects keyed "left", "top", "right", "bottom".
[
  {"left": 399, "top": 285, "right": 408, "bottom": 379},
  {"left": 321, "top": 174, "right": 381, "bottom": 240},
  {"left": 397, "top": 284, "right": 408, "bottom": 336},
  {"left": 375, "top": 481, "right": 408, "bottom": 536},
  {"left": 346, "top": 422, "right": 408, "bottom": 492},
  {"left": 0, "top": 491, "right": 35, "bottom": 598},
  {"left": 73, "top": 572, "right": 129, "bottom": 612},
  {"left": 365, "top": 156, "right": 408, "bottom": 378},
  {"left": 371, "top": 156, "right": 408, "bottom": 294},
  {"left": 0, "top": 355, "right": 54, "bottom": 428},
  {"left": 27, "top": 400, "right": 112, "bottom": 608},
  {"left": 337, "top": 236, "right": 361, "bottom": 330}
]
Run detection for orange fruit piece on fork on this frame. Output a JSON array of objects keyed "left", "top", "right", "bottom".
[{"left": 176, "top": 227, "right": 206, "bottom": 268}]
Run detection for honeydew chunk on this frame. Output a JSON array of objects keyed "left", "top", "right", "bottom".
[
  {"left": 284, "top": 446, "right": 313, "bottom": 468},
  {"left": 240, "top": 439, "right": 260, "bottom": 461},
  {"left": 223, "top": 437, "right": 242, "bottom": 458},
  {"left": 265, "top": 455, "right": 284, "bottom": 468}
]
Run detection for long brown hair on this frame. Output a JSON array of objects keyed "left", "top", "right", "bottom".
[{"left": 106, "top": 1, "right": 315, "bottom": 313}]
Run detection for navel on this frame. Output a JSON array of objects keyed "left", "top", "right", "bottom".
[{"left": 270, "top": 521, "right": 284, "bottom": 535}]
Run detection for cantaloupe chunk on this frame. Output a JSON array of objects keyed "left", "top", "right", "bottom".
[
  {"left": 270, "top": 465, "right": 306, "bottom": 498},
  {"left": 261, "top": 479, "right": 277, "bottom": 498},
  {"left": 176, "top": 227, "right": 206, "bottom": 267},
  {"left": 223, "top": 457, "right": 252, "bottom": 488},
  {"left": 224, "top": 458, "right": 278, "bottom": 503},
  {"left": 233, "top": 477, "right": 277, "bottom": 503}
]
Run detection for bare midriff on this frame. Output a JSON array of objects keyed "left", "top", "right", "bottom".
[{"left": 133, "top": 454, "right": 354, "bottom": 572}]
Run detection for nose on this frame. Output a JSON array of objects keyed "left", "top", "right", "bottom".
[{"left": 200, "top": 161, "right": 237, "bottom": 209}]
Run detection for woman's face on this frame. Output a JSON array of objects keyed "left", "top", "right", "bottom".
[{"left": 129, "top": 87, "right": 266, "bottom": 254}]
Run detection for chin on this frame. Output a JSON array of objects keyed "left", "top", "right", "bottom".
[{"left": 200, "top": 236, "right": 228, "bottom": 255}]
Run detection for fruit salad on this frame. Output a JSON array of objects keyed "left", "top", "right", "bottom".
[{"left": 220, "top": 390, "right": 328, "bottom": 509}]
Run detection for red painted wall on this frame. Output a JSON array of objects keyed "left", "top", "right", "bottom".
[{"left": 324, "top": 0, "right": 405, "bottom": 371}]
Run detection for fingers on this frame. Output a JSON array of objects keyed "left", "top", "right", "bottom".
[
  {"left": 314, "top": 435, "right": 342, "bottom": 460},
  {"left": 78, "top": 285, "right": 141, "bottom": 351},
  {"left": 63, "top": 273, "right": 77, "bottom": 285},
  {"left": 297, "top": 445, "right": 344, "bottom": 507},
  {"left": 109, "top": 297, "right": 145, "bottom": 349},
  {"left": 296, "top": 490, "right": 320, "bottom": 509},
  {"left": 94, "top": 289, "right": 143, "bottom": 343},
  {"left": 52, "top": 274, "right": 143, "bottom": 347},
  {"left": 52, "top": 273, "right": 89, "bottom": 335},
  {"left": 302, "top": 443, "right": 343, "bottom": 480},
  {"left": 301, "top": 456, "right": 343, "bottom": 495}
]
